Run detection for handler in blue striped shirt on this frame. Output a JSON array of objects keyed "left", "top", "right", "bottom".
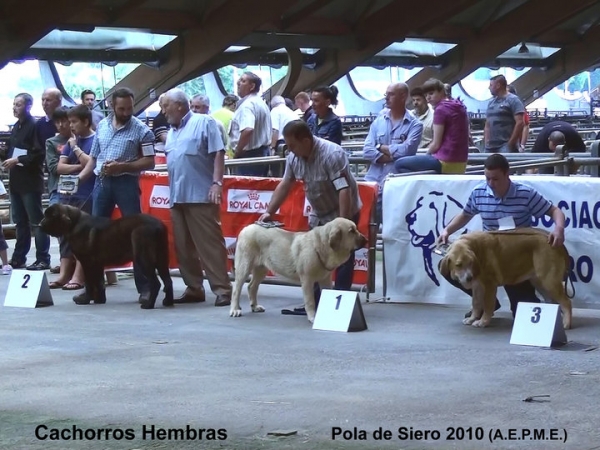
[{"left": 438, "top": 153, "right": 566, "bottom": 316}]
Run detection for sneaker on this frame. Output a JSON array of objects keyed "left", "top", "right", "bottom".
[
  {"left": 26, "top": 261, "right": 51, "bottom": 271},
  {"left": 2, "top": 265, "right": 12, "bottom": 275}
]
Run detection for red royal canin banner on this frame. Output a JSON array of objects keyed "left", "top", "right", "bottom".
[{"left": 114, "top": 172, "right": 377, "bottom": 287}]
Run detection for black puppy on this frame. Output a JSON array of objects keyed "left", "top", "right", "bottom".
[{"left": 40, "top": 204, "right": 174, "bottom": 309}]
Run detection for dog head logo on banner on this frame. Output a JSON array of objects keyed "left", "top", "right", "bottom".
[{"left": 405, "top": 191, "right": 464, "bottom": 286}]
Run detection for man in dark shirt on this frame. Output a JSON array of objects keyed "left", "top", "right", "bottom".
[
  {"left": 152, "top": 94, "right": 169, "bottom": 148},
  {"left": 531, "top": 121, "right": 586, "bottom": 174},
  {"left": 2, "top": 93, "right": 50, "bottom": 269}
]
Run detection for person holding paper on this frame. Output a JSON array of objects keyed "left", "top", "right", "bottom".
[
  {"left": 437, "top": 153, "right": 566, "bottom": 317},
  {"left": 2, "top": 93, "right": 50, "bottom": 270}
]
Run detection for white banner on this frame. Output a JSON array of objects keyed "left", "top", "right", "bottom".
[{"left": 382, "top": 175, "right": 600, "bottom": 309}]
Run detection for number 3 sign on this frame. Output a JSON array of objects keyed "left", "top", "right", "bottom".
[
  {"left": 312, "top": 289, "right": 367, "bottom": 332},
  {"left": 510, "top": 302, "right": 567, "bottom": 348},
  {"left": 4, "top": 270, "right": 54, "bottom": 308}
]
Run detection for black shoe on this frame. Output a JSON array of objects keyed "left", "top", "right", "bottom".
[
  {"left": 8, "top": 259, "right": 26, "bottom": 269},
  {"left": 464, "top": 300, "right": 502, "bottom": 318},
  {"left": 172, "top": 290, "right": 206, "bottom": 304},
  {"left": 282, "top": 306, "right": 307, "bottom": 316},
  {"left": 26, "top": 261, "right": 51, "bottom": 271},
  {"left": 214, "top": 295, "right": 231, "bottom": 307}
]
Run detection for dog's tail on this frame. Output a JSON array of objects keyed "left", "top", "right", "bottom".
[{"left": 563, "top": 248, "right": 575, "bottom": 300}]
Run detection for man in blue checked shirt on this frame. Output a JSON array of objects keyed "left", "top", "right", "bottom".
[
  {"left": 363, "top": 82, "right": 423, "bottom": 223},
  {"left": 437, "top": 153, "right": 566, "bottom": 318},
  {"left": 77, "top": 87, "right": 156, "bottom": 305}
]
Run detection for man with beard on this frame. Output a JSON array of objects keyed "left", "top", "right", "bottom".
[{"left": 77, "top": 87, "right": 156, "bottom": 305}]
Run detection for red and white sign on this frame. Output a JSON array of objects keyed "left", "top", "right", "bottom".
[
  {"left": 227, "top": 189, "right": 274, "bottom": 213},
  {"left": 149, "top": 185, "right": 170, "bottom": 209},
  {"left": 224, "top": 237, "right": 237, "bottom": 260},
  {"left": 354, "top": 248, "right": 369, "bottom": 272},
  {"left": 303, "top": 197, "right": 313, "bottom": 217}
]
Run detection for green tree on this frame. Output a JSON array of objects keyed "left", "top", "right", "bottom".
[
  {"left": 218, "top": 66, "right": 234, "bottom": 93},
  {"left": 176, "top": 77, "right": 205, "bottom": 97}
]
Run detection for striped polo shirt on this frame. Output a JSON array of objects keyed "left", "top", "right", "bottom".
[
  {"left": 284, "top": 136, "right": 362, "bottom": 226},
  {"left": 463, "top": 181, "right": 551, "bottom": 231}
]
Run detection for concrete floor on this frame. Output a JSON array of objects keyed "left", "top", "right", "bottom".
[{"left": 1, "top": 239, "right": 599, "bottom": 450}]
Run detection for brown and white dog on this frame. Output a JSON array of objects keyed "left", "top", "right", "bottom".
[{"left": 439, "top": 228, "right": 572, "bottom": 329}]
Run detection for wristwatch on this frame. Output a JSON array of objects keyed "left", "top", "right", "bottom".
[
  {"left": 375, "top": 143, "right": 382, "bottom": 152},
  {"left": 212, "top": 181, "right": 223, "bottom": 187}
]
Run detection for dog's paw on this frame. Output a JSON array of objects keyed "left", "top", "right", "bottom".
[
  {"left": 307, "top": 314, "right": 315, "bottom": 324},
  {"left": 463, "top": 317, "right": 476, "bottom": 325},
  {"left": 230, "top": 308, "right": 243, "bottom": 317},
  {"left": 251, "top": 304, "right": 265, "bottom": 313},
  {"left": 471, "top": 319, "right": 489, "bottom": 328}
]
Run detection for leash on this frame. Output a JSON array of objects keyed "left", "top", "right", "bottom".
[{"left": 564, "top": 272, "right": 576, "bottom": 300}]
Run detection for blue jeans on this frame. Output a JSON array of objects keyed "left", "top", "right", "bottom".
[
  {"left": 48, "top": 190, "right": 60, "bottom": 206},
  {"left": 59, "top": 197, "right": 93, "bottom": 259},
  {"left": 235, "top": 146, "right": 270, "bottom": 177},
  {"left": 92, "top": 175, "right": 147, "bottom": 294},
  {"left": 394, "top": 154, "right": 442, "bottom": 174},
  {"left": 10, "top": 191, "right": 50, "bottom": 265}
]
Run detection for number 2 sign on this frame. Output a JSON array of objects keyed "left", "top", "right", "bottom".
[
  {"left": 3, "top": 270, "right": 54, "bottom": 308},
  {"left": 510, "top": 302, "right": 567, "bottom": 348}
]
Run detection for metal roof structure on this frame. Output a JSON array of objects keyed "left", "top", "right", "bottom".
[{"left": 2, "top": 0, "right": 600, "bottom": 112}]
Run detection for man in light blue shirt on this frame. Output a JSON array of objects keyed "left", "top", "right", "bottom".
[
  {"left": 163, "top": 89, "right": 232, "bottom": 307},
  {"left": 363, "top": 82, "right": 423, "bottom": 222}
]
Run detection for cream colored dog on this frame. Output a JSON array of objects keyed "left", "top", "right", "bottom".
[
  {"left": 230, "top": 217, "right": 367, "bottom": 323},
  {"left": 439, "top": 228, "right": 572, "bottom": 329}
]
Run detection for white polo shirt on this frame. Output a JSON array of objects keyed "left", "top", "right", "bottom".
[{"left": 229, "top": 94, "right": 271, "bottom": 151}]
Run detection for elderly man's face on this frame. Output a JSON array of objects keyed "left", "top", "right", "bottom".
[
  {"left": 190, "top": 98, "right": 209, "bottom": 114},
  {"left": 42, "top": 91, "right": 61, "bottom": 117},
  {"left": 164, "top": 98, "right": 186, "bottom": 125},
  {"left": 384, "top": 86, "right": 406, "bottom": 110}
]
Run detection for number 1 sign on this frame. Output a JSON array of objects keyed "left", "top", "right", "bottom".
[
  {"left": 312, "top": 289, "right": 367, "bottom": 332},
  {"left": 4, "top": 270, "right": 54, "bottom": 308},
  {"left": 510, "top": 302, "right": 567, "bottom": 348}
]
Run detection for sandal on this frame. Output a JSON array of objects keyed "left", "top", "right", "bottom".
[
  {"left": 62, "top": 282, "right": 84, "bottom": 291},
  {"left": 49, "top": 281, "right": 66, "bottom": 289}
]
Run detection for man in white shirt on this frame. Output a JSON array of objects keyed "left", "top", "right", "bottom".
[
  {"left": 229, "top": 71, "right": 272, "bottom": 176},
  {"left": 270, "top": 95, "right": 298, "bottom": 151},
  {"left": 410, "top": 87, "right": 434, "bottom": 148}
]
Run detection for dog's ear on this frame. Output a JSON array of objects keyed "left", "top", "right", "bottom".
[
  {"left": 438, "top": 256, "right": 450, "bottom": 278},
  {"left": 465, "top": 248, "right": 480, "bottom": 279},
  {"left": 329, "top": 227, "right": 343, "bottom": 251}
]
